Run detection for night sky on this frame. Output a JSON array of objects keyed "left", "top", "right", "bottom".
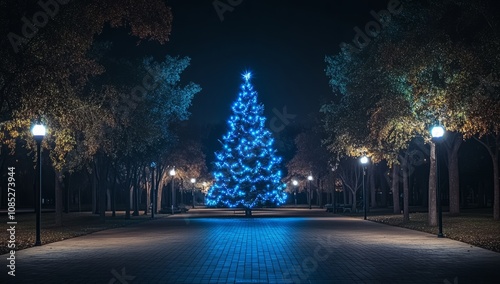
[{"left": 159, "top": 0, "right": 391, "bottom": 125}]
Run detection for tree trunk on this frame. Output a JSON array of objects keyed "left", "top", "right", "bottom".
[
  {"left": 428, "top": 142, "right": 437, "bottom": 226},
  {"left": 129, "top": 184, "right": 134, "bottom": 211},
  {"left": 100, "top": 172, "right": 106, "bottom": 222},
  {"left": 111, "top": 167, "right": 116, "bottom": 217},
  {"left": 447, "top": 132, "right": 462, "bottom": 216},
  {"left": 95, "top": 156, "right": 108, "bottom": 223},
  {"left": 421, "top": 165, "right": 428, "bottom": 207},
  {"left": 145, "top": 183, "right": 150, "bottom": 215},
  {"left": 132, "top": 168, "right": 139, "bottom": 216},
  {"left": 106, "top": 188, "right": 111, "bottom": 211},
  {"left": 157, "top": 180, "right": 163, "bottom": 213},
  {"left": 111, "top": 182, "right": 116, "bottom": 217},
  {"left": 181, "top": 187, "right": 184, "bottom": 205},
  {"left": 343, "top": 189, "right": 347, "bottom": 204},
  {"left": 100, "top": 170, "right": 107, "bottom": 222},
  {"left": 125, "top": 163, "right": 131, "bottom": 219},
  {"left": 370, "top": 166, "right": 376, "bottom": 208},
  {"left": 381, "top": 170, "right": 388, "bottom": 208},
  {"left": 493, "top": 153, "right": 499, "bottom": 221},
  {"left": 55, "top": 170, "right": 63, "bottom": 226},
  {"left": 474, "top": 135, "right": 499, "bottom": 220},
  {"left": 403, "top": 153, "right": 409, "bottom": 222},
  {"left": 78, "top": 181, "right": 81, "bottom": 213},
  {"left": 392, "top": 164, "right": 400, "bottom": 213},
  {"left": 351, "top": 190, "right": 357, "bottom": 212},
  {"left": 92, "top": 171, "right": 97, "bottom": 214},
  {"left": 130, "top": 184, "right": 135, "bottom": 211},
  {"left": 144, "top": 167, "right": 150, "bottom": 215},
  {"left": 307, "top": 187, "right": 311, "bottom": 207},
  {"left": 65, "top": 176, "right": 70, "bottom": 213}
]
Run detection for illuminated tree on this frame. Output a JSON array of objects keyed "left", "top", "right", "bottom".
[{"left": 206, "top": 72, "right": 287, "bottom": 211}]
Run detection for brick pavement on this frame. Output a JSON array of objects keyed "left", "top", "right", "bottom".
[{"left": 2, "top": 209, "right": 499, "bottom": 283}]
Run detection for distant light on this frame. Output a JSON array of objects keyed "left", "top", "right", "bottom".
[
  {"left": 307, "top": 175, "right": 313, "bottom": 181},
  {"left": 169, "top": 169, "right": 176, "bottom": 176},
  {"left": 360, "top": 155, "right": 369, "bottom": 165},
  {"left": 190, "top": 178, "right": 196, "bottom": 184},
  {"left": 431, "top": 125, "right": 445, "bottom": 138},
  {"left": 32, "top": 124, "right": 46, "bottom": 137},
  {"left": 292, "top": 180, "right": 298, "bottom": 186}
]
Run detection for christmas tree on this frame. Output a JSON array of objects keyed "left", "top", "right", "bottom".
[{"left": 206, "top": 72, "right": 287, "bottom": 210}]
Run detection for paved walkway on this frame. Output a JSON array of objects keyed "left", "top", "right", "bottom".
[{"left": 2, "top": 209, "right": 499, "bottom": 283}]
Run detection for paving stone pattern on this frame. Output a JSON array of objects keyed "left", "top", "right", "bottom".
[{"left": 2, "top": 209, "right": 499, "bottom": 283}]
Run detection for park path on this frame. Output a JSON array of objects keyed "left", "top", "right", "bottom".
[{"left": 2, "top": 209, "right": 499, "bottom": 283}]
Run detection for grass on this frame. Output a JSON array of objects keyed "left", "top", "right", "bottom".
[
  {"left": 353, "top": 208, "right": 500, "bottom": 253},
  {"left": 1, "top": 211, "right": 167, "bottom": 255}
]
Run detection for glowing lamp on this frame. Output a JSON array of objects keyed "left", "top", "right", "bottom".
[
  {"left": 360, "top": 155, "right": 369, "bottom": 165},
  {"left": 431, "top": 125, "right": 445, "bottom": 139},
  {"left": 32, "top": 124, "right": 46, "bottom": 142}
]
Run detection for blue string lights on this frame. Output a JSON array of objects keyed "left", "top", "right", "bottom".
[{"left": 206, "top": 72, "right": 287, "bottom": 208}]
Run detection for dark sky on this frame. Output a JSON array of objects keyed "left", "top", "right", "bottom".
[{"left": 160, "top": 0, "right": 392, "bottom": 125}]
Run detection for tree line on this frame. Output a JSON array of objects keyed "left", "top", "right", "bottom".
[
  {"left": 285, "top": 0, "right": 499, "bottom": 222},
  {"left": 0, "top": 0, "right": 208, "bottom": 224}
]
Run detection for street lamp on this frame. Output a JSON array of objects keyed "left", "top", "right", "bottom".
[
  {"left": 169, "top": 168, "right": 176, "bottom": 215},
  {"left": 307, "top": 175, "right": 313, "bottom": 209},
  {"left": 32, "top": 123, "right": 46, "bottom": 246},
  {"left": 190, "top": 178, "right": 196, "bottom": 209},
  {"left": 431, "top": 125, "right": 445, "bottom": 238},
  {"left": 292, "top": 180, "right": 298, "bottom": 207},
  {"left": 360, "top": 155, "right": 369, "bottom": 220},
  {"left": 150, "top": 162, "right": 156, "bottom": 219},
  {"left": 431, "top": 125, "right": 445, "bottom": 140}
]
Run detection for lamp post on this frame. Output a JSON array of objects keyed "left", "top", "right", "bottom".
[
  {"left": 431, "top": 125, "right": 445, "bottom": 238},
  {"left": 360, "top": 155, "right": 369, "bottom": 220},
  {"left": 307, "top": 175, "right": 313, "bottom": 209},
  {"left": 151, "top": 162, "right": 156, "bottom": 219},
  {"left": 32, "top": 124, "right": 46, "bottom": 246},
  {"left": 292, "top": 180, "right": 298, "bottom": 207},
  {"left": 191, "top": 178, "right": 196, "bottom": 209},
  {"left": 169, "top": 168, "right": 176, "bottom": 215}
]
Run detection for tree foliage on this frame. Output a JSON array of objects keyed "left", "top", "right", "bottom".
[
  {"left": 0, "top": 0, "right": 173, "bottom": 172},
  {"left": 285, "top": 130, "right": 329, "bottom": 191},
  {"left": 322, "top": 0, "right": 500, "bottom": 220}
]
